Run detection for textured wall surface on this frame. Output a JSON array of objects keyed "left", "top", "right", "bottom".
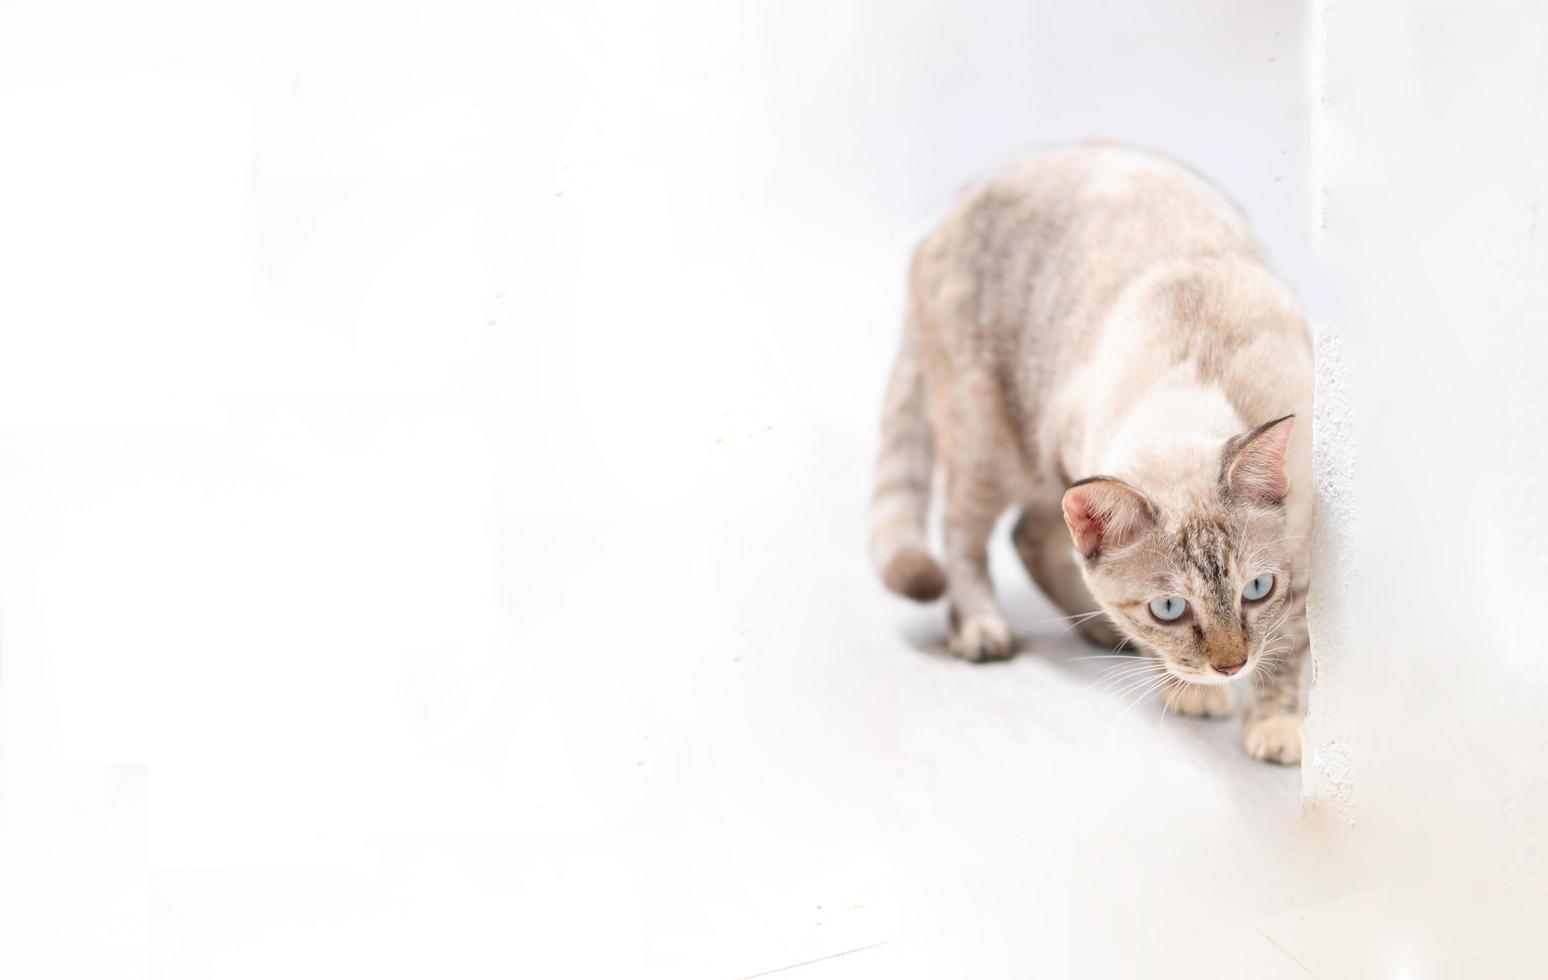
[{"left": 1304, "top": 0, "right": 1548, "bottom": 964}]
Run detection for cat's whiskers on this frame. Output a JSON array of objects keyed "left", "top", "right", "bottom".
[
  {"left": 1123, "top": 674, "right": 1174, "bottom": 711},
  {"left": 1029, "top": 609, "right": 1108, "bottom": 626},
  {"left": 1111, "top": 664, "right": 1173, "bottom": 706},
  {"left": 1248, "top": 642, "right": 1292, "bottom": 690},
  {"left": 1095, "top": 662, "right": 1165, "bottom": 696},
  {"left": 1054, "top": 610, "right": 1116, "bottom": 638},
  {"left": 1103, "top": 661, "right": 1163, "bottom": 693}
]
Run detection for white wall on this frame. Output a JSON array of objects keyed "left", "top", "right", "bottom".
[{"left": 1303, "top": 0, "right": 1548, "bottom": 969}]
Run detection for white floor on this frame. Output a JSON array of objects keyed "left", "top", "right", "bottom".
[
  {"left": 85, "top": 449, "right": 1343, "bottom": 979},
  {"left": 452, "top": 437, "right": 1337, "bottom": 978},
  {"left": 0, "top": 385, "right": 1364, "bottom": 979}
]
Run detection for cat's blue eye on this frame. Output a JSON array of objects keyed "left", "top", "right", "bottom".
[
  {"left": 1242, "top": 574, "right": 1275, "bottom": 602},
  {"left": 1148, "top": 596, "right": 1189, "bottom": 622}
]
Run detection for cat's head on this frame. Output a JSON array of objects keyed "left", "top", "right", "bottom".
[{"left": 1061, "top": 416, "right": 1296, "bottom": 684}]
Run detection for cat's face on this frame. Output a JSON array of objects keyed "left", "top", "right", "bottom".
[{"left": 1062, "top": 417, "right": 1296, "bottom": 685}]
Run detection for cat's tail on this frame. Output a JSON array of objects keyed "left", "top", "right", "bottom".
[{"left": 868, "top": 324, "right": 947, "bottom": 602}]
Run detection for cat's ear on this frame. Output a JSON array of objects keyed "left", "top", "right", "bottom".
[
  {"left": 1221, "top": 415, "right": 1294, "bottom": 506},
  {"left": 1062, "top": 477, "right": 1156, "bottom": 559}
]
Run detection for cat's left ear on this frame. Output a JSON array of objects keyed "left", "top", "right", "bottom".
[
  {"left": 1221, "top": 415, "right": 1294, "bottom": 506},
  {"left": 1062, "top": 477, "right": 1156, "bottom": 559}
]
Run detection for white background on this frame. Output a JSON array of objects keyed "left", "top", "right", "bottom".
[{"left": 8, "top": 1, "right": 1535, "bottom": 977}]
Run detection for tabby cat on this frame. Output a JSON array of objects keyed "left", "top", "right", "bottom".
[{"left": 868, "top": 144, "right": 1312, "bottom": 763}]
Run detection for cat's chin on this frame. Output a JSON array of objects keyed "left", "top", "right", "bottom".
[
  {"left": 1166, "top": 681, "right": 1236, "bottom": 718},
  {"left": 1160, "top": 663, "right": 1236, "bottom": 687}
]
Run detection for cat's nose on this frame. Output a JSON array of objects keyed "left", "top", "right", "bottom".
[{"left": 1212, "top": 660, "right": 1245, "bottom": 676}]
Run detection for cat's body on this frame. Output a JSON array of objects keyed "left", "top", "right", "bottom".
[{"left": 869, "top": 143, "right": 1312, "bottom": 762}]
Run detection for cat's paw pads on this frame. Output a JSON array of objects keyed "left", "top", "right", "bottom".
[
  {"left": 948, "top": 614, "right": 1016, "bottom": 662},
  {"left": 1243, "top": 714, "right": 1302, "bottom": 764},
  {"left": 1169, "top": 683, "right": 1235, "bottom": 718}
]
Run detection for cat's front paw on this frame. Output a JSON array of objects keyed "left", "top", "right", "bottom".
[
  {"left": 1243, "top": 714, "right": 1302, "bottom": 764},
  {"left": 1167, "top": 682, "right": 1234, "bottom": 718},
  {"left": 947, "top": 613, "right": 1016, "bottom": 662}
]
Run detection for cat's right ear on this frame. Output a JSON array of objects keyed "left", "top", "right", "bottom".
[
  {"left": 1221, "top": 414, "right": 1294, "bottom": 507},
  {"left": 1061, "top": 478, "right": 1156, "bottom": 559}
]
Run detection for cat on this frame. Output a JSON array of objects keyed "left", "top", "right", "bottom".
[{"left": 868, "top": 143, "right": 1312, "bottom": 763}]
